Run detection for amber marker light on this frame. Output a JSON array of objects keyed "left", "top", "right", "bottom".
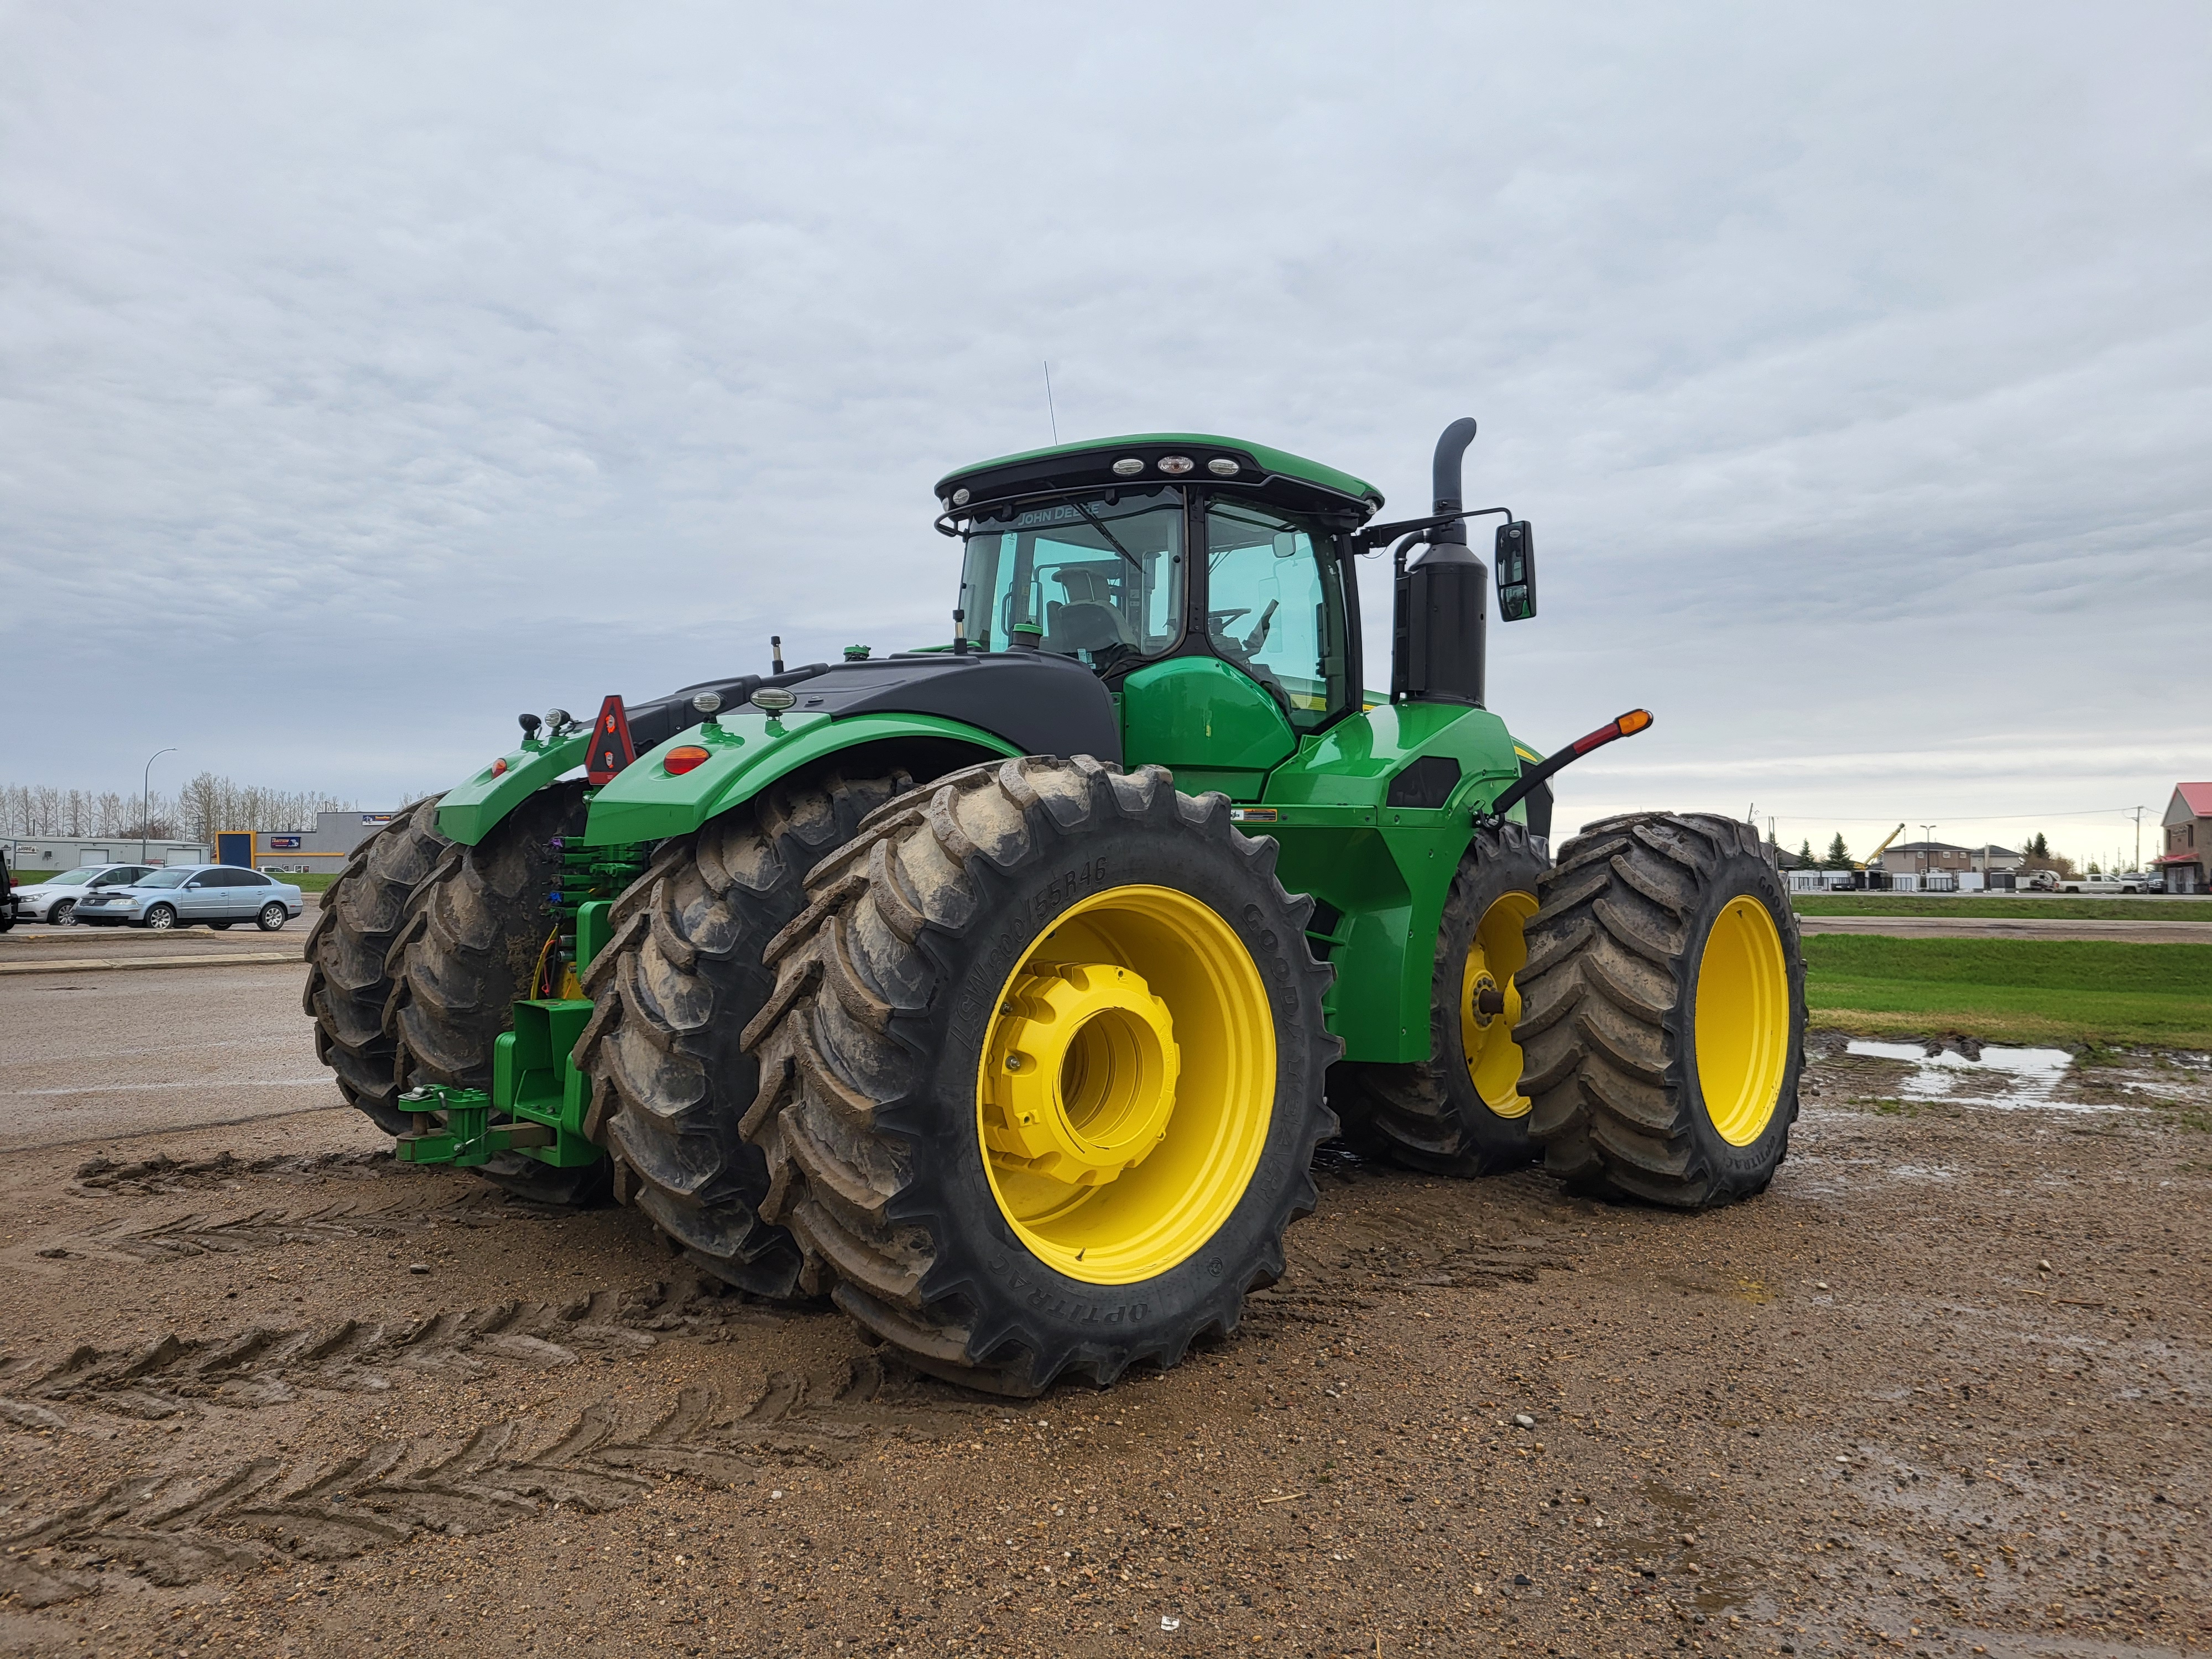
[
  {"left": 1571, "top": 708, "right": 1654, "bottom": 755},
  {"left": 664, "top": 745, "right": 712, "bottom": 776}
]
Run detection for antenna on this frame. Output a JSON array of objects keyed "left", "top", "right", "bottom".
[{"left": 1044, "top": 360, "right": 1059, "bottom": 445}]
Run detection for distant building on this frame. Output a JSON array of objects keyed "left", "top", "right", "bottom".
[
  {"left": 2157, "top": 782, "right": 2212, "bottom": 895},
  {"left": 1874, "top": 841, "right": 2022, "bottom": 877},
  {"left": 3, "top": 837, "right": 209, "bottom": 872},
  {"left": 232, "top": 809, "right": 403, "bottom": 873},
  {"left": 1764, "top": 839, "right": 1812, "bottom": 870}
]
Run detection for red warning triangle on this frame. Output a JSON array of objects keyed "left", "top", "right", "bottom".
[{"left": 586, "top": 695, "right": 636, "bottom": 784}]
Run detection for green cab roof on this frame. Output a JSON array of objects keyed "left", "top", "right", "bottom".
[{"left": 936, "top": 433, "right": 1385, "bottom": 519}]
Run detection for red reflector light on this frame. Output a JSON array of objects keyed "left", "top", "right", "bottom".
[
  {"left": 664, "top": 745, "right": 711, "bottom": 776},
  {"left": 491, "top": 757, "right": 509, "bottom": 776}
]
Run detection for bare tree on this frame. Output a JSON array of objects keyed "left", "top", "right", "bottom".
[{"left": 3, "top": 777, "right": 350, "bottom": 843}]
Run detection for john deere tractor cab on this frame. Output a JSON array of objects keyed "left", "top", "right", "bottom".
[{"left": 307, "top": 418, "right": 1806, "bottom": 1394}]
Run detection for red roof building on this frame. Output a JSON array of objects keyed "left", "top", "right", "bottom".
[{"left": 2158, "top": 783, "right": 2212, "bottom": 894}]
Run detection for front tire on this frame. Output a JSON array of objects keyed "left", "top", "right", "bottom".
[
  {"left": 144, "top": 905, "right": 176, "bottom": 931},
  {"left": 50, "top": 900, "right": 74, "bottom": 926},
  {"left": 1519, "top": 813, "right": 1804, "bottom": 1208},
  {"left": 573, "top": 763, "right": 914, "bottom": 1297},
  {"left": 740, "top": 756, "right": 1338, "bottom": 1395},
  {"left": 1341, "top": 821, "right": 1548, "bottom": 1176}
]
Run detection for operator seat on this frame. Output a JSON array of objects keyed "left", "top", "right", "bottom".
[{"left": 1046, "top": 565, "right": 1139, "bottom": 660}]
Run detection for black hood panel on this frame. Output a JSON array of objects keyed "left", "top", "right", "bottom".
[{"left": 625, "top": 652, "right": 1121, "bottom": 767}]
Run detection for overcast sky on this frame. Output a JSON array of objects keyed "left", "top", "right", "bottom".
[{"left": 4, "top": 3, "right": 2207, "bottom": 867}]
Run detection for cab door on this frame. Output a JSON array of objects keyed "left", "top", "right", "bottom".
[{"left": 1118, "top": 497, "right": 1353, "bottom": 799}]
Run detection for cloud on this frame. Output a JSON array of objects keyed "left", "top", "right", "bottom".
[{"left": 2, "top": 2, "right": 2206, "bottom": 870}]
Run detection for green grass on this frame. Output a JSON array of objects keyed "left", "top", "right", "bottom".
[
  {"left": 1803, "top": 934, "right": 2212, "bottom": 1048},
  {"left": 1793, "top": 894, "right": 2212, "bottom": 922}
]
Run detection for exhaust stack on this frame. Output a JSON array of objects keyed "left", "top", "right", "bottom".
[{"left": 1391, "top": 418, "right": 1489, "bottom": 706}]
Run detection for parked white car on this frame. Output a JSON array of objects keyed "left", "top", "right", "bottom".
[{"left": 8, "top": 863, "right": 160, "bottom": 924}]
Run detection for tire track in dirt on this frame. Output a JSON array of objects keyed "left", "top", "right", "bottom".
[
  {"left": 1247, "top": 1163, "right": 1584, "bottom": 1335},
  {"left": 29, "top": 1187, "right": 567, "bottom": 1264},
  {"left": 0, "top": 1281, "right": 768, "bottom": 1422},
  {"left": 68, "top": 1150, "right": 397, "bottom": 1195},
  {"left": 0, "top": 1357, "right": 1003, "bottom": 1607}
]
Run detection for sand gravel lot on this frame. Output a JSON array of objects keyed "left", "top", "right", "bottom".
[{"left": 0, "top": 952, "right": 2205, "bottom": 1658}]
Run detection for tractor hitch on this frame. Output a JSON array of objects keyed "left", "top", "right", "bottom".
[{"left": 393, "top": 993, "right": 603, "bottom": 1171}]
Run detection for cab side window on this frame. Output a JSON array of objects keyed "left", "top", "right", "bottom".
[{"left": 1202, "top": 500, "right": 1350, "bottom": 732}]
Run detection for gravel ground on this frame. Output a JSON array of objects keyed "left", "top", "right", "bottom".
[{"left": 0, "top": 964, "right": 2205, "bottom": 1658}]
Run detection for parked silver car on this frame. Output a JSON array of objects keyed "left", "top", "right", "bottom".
[
  {"left": 9, "top": 863, "right": 160, "bottom": 925},
  {"left": 71, "top": 864, "right": 304, "bottom": 931}
]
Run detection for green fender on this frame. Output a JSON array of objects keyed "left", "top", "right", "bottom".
[
  {"left": 1247, "top": 701, "right": 1536, "bottom": 1063},
  {"left": 433, "top": 707, "right": 1021, "bottom": 848},
  {"left": 581, "top": 708, "right": 1019, "bottom": 846},
  {"left": 437, "top": 730, "right": 593, "bottom": 847}
]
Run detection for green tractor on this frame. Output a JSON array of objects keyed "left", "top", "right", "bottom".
[{"left": 306, "top": 419, "right": 1805, "bottom": 1394}]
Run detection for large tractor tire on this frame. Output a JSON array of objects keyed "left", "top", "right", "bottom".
[
  {"left": 302, "top": 797, "right": 450, "bottom": 1135},
  {"left": 385, "top": 780, "right": 606, "bottom": 1206},
  {"left": 572, "top": 764, "right": 915, "bottom": 1298},
  {"left": 739, "top": 755, "right": 1339, "bottom": 1396},
  {"left": 1342, "top": 820, "right": 1549, "bottom": 1176},
  {"left": 1517, "top": 812, "right": 1804, "bottom": 1208}
]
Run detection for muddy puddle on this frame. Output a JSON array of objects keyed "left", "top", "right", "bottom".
[{"left": 1844, "top": 1040, "right": 2096, "bottom": 1111}]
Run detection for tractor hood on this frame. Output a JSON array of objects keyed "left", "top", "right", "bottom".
[{"left": 436, "top": 650, "right": 1118, "bottom": 848}]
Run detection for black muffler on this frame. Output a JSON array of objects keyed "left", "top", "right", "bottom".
[{"left": 1391, "top": 418, "right": 1489, "bottom": 706}]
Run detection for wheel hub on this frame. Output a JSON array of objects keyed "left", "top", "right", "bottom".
[
  {"left": 983, "top": 963, "right": 1181, "bottom": 1186},
  {"left": 1466, "top": 970, "right": 1505, "bottom": 1029}
]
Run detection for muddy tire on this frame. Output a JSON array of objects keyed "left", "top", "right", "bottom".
[
  {"left": 739, "top": 755, "right": 1339, "bottom": 1396},
  {"left": 387, "top": 781, "right": 606, "bottom": 1206},
  {"left": 1342, "top": 821, "right": 1550, "bottom": 1176},
  {"left": 1518, "top": 812, "right": 1804, "bottom": 1208},
  {"left": 303, "top": 797, "right": 450, "bottom": 1135},
  {"left": 573, "top": 764, "right": 916, "bottom": 1297}
]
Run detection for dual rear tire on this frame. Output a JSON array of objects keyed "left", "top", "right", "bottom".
[
  {"left": 737, "top": 756, "right": 1339, "bottom": 1395},
  {"left": 1517, "top": 813, "right": 1804, "bottom": 1207},
  {"left": 1343, "top": 811, "right": 1803, "bottom": 1211}
]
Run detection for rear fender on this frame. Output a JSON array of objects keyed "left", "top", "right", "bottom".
[
  {"left": 437, "top": 731, "right": 592, "bottom": 847},
  {"left": 579, "top": 709, "right": 1020, "bottom": 847}
]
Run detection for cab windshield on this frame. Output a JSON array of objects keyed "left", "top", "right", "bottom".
[
  {"left": 957, "top": 488, "right": 1184, "bottom": 671},
  {"left": 48, "top": 868, "right": 102, "bottom": 887}
]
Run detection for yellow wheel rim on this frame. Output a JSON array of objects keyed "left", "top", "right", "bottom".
[
  {"left": 976, "top": 884, "right": 1275, "bottom": 1286},
  {"left": 1458, "top": 890, "right": 1539, "bottom": 1119},
  {"left": 1694, "top": 895, "right": 1791, "bottom": 1146}
]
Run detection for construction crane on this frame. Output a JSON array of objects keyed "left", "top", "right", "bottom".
[{"left": 1856, "top": 823, "right": 1906, "bottom": 873}]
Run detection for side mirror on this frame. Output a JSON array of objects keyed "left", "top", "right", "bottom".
[{"left": 1495, "top": 520, "right": 1536, "bottom": 620}]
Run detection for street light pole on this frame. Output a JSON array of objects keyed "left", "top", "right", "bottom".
[
  {"left": 1919, "top": 824, "right": 1937, "bottom": 877},
  {"left": 142, "top": 748, "right": 176, "bottom": 863}
]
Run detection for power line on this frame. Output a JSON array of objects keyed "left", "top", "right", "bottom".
[{"left": 1755, "top": 806, "right": 2150, "bottom": 824}]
